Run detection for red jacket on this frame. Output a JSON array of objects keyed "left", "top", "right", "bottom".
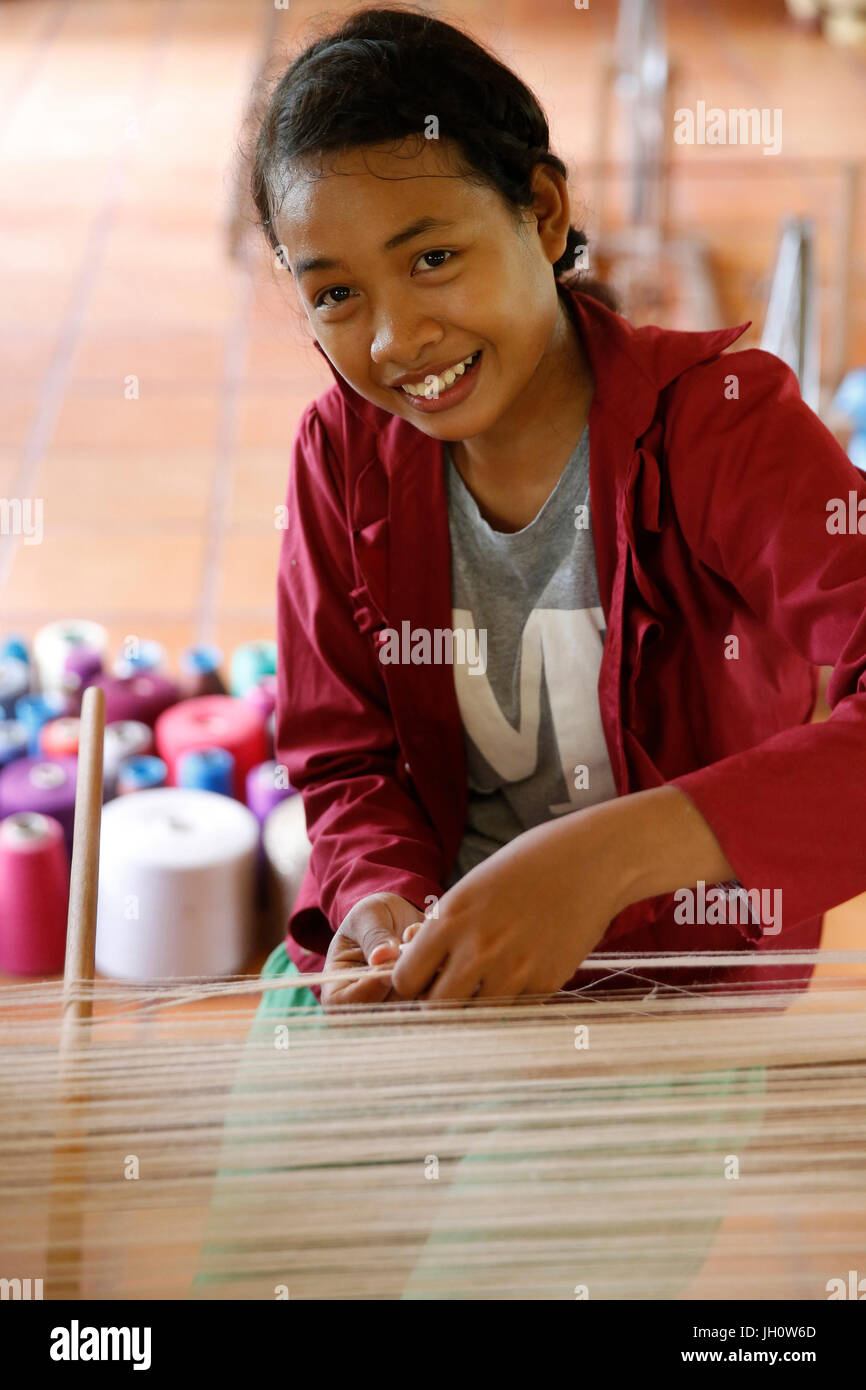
[{"left": 275, "top": 283, "right": 866, "bottom": 994}]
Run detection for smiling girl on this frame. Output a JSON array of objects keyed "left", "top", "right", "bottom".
[{"left": 250, "top": 5, "right": 866, "bottom": 1013}]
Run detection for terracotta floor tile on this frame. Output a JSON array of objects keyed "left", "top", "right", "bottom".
[
  {"left": 235, "top": 392, "right": 317, "bottom": 450},
  {"left": 34, "top": 448, "right": 215, "bottom": 526},
  {"left": 1, "top": 531, "right": 206, "bottom": 616},
  {"left": 214, "top": 530, "right": 282, "bottom": 614},
  {"left": 51, "top": 394, "right": 222, "bottom": 451},
  {"left": 68, "top": 330, "right": 228, "bottom": 386},
  {"left": 228, "top": 449, "right": 293, "bottom": 529}
]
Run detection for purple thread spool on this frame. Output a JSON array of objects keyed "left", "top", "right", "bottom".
[
  {"left": 0, "top": 721, "right": 28, "bottom": 770},
  {"left": 62, "top": 646, "right": 104, "bottom": 712},
  {"left": 246, "top": 759, "right": 296, "bottom": 903},
  {"left": 178, "top": 645, "right": 227, "bottom": 699},
  {"left": 0, "top": 658, "right": 30, "bottom": 720},
  {"left": 246, "top": 759, "right": 295, "bottom": 823},
  {"left": 0, "top": 756, "right": 78, "bottom": 858},
  {"left": 92, "top": 672, "right": 179, "bottom": 729},
  {"left": 0, "top": 812, "right": 69, "bottom": 975}
]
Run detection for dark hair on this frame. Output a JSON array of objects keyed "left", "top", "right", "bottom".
[{"left": 249, "top": 4, "right": 619, "bottom": 312}]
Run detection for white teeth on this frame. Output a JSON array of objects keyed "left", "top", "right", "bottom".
[{"left": 401, "top": 352, "right": 478, "bottom": 397}]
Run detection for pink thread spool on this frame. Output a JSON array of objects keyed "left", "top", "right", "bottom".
[
  {"left": 0, "top": 812, "right": 69, "bottom": 974},
  {"left": 242, "top": 675, "right": 278, "bottom": 722},
  {"left": 154, "top": 696, "right": 268, "bottom": 801},
  {"left": 91, "top": 672, "right": 180, "bottom": 729}
]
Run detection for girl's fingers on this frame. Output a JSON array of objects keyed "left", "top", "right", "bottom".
[
  {"left": 424, "top": 954, "right": 483, "bottom": 1005},
  {"left": 391, "top": 932, "right": 449, "bottom": 998}
]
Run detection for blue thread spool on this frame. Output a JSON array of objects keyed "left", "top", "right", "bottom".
[
  {"left": 229, "top": 641, "right": 277, "bottom": 698},
  {"left": 114, "top": 640, "right": 165, "bottom": 678},
  {"left": 0, "top": 721, "right": 28, "bottom": 769},
  {"left": 177, "top": 746, "right": 235, "bottom": 797},
  {"left": 0, "top": 658, "right": 29, "bottom": 719},
  {"left": 179, "top": 644, "right": 227, "bottom": 699},
  {"left": 832, "top": 368, "right": 866, "bottom": 472},
  {"left": 0, "top": 635, "right": 29, "bottom": 667},
  {"left": 14, "top": 693, "right": 67, "bottom": 756},
  {"left": 116, "top": 754, "right": 169, "bottom": 796}
]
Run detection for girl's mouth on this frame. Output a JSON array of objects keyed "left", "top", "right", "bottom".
[{"left": 395, "top": 350, "right": 482, "bottom": 414}]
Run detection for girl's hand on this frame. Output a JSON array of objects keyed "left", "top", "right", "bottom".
[
  {"left": 321, "top": 892, "right": 426, "bottom": 1011},
  {"left": 390, "top": 809, "right": 623, "bottom": 1004}
]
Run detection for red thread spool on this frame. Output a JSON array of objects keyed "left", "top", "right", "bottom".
[
  {"left": 0, "top": 812, "right": 69, "bottom": 974},
  {"left": 154, "top": 696, "right": 268, "bottom": 801},
  {"left": 40, "top": 717, "right": 81, "bottom": 758}
]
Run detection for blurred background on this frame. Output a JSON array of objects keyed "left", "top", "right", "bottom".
[{"left": 1, "top": 0, "right": 864, "bottom": 667}]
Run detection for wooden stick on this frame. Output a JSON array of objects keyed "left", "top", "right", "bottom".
[
  {"left": 61, "top": 684, "right": 106, "bottom": 1033},
  {"left": 47, "top": 684, "right": 106, "bottom": 1299}
]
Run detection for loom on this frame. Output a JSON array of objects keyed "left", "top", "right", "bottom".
[{"left": 0, "top": 688, "right": 864, "bottom": 1301}]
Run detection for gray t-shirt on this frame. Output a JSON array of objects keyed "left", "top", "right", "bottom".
[{"left": 444, "top": 424, "right": 618, "bottom": 887}]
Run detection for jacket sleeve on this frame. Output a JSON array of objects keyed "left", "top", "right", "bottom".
[
  {"left": 664, "top": 348, "right": 866, "bottom": 930},
  {"left": 274, "top": 403, "right": 447, "bottom": 954}
]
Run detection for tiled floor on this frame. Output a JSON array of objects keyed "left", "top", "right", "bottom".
[{"left": 0, "top": 6, "right": 864, "bottom": 932}]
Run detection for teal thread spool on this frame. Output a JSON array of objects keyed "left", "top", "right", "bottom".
[{"left": 229, "top": 641, "right": 277, "bottom": 699}]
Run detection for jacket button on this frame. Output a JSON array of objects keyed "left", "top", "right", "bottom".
[{"left": 404, "top": 761, "right": 411, "bottom": 774}]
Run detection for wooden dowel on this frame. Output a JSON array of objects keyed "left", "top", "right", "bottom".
[
  {"left": 61, "top": 684, "right": 106, "bottom": 1032},
  {"left": 47, "top": 683, "right": 106, "bottom": 1299}
]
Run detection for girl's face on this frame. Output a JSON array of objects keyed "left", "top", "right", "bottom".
[{"left": 271, "top": 138, "right": 572, "bottom": 442}]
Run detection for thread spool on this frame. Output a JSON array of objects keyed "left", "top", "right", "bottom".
[
  {"left": 114, "top": 639, "right": 165, "bottom": 678},
  {"left": 95, "top": 787, "right": 258, "bottom": 980},
  {"left": 92, "top": 671, "right": 179, "bottom": 728},
  {"left": 115, "top": 755, "right": 168, "bottom": 796},
  {"left": 34, "top": 620, "right": 108, "bottom": 695},
  {"left": 14, "top": 693, "right": 68, "bottom": 755},
  {"left": 242, "top": 675, "right": 278, "bottom": 722},
  {"left": 60, "top": 646, "right": 104, "bottom": 715},
  {"left": 262, "top": 794, "right": 312, "bottom": 942},
  {"left": 0, "top": 635, "right": 29, "bottom": 666},
  {"left": 177, "top": 747, "right": 235, "bottom": 797},
  {"left": 0, "top": 812, "right": 69, "bottom": 974},
  {"left": 63, "top": 645, "right": 104, "bottom": 689},
  {"left": 103, "top": 721, "right": 153, "bottom": 796},
  {"left": 40, "top": 717, "right": 82, "bottom": 758},
  {"left": 0, "top": 721, "right": 28, "bottom": 769},
  {"left": 0, "top": 658, "right": 30, "bottom": 719},
  {"left": 178, "top": 644, "right": 227, "bottom": 699},
  {"left": 154, "top": 696, "right": 267, "bottom": 801},
  {"left": 0, "top": 756, "right": 78, "bottom": 856},
  {"left": 246, "top": 759, "right": 296, "bottom": 824},
  {"left": 229, "top": 640, "right": 276, "bottom": 698}
]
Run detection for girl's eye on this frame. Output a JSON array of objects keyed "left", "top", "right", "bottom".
[
  {"left": 314, "top": 286, "right": 354, "bottom": 310},
  {"left": 313, "top": 250, "right": 454, "bottom": 310},
  {"left": 415, "top": 248, "right": 453, "bottom": 271}
]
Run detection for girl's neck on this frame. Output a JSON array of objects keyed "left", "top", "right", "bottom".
[{"left": 449, "top": 293, "right": 594, "bottom": 532}]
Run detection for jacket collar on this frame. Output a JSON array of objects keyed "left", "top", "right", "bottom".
[{"left": 309, "top": 281, "right": 752, "bottom": 453}]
